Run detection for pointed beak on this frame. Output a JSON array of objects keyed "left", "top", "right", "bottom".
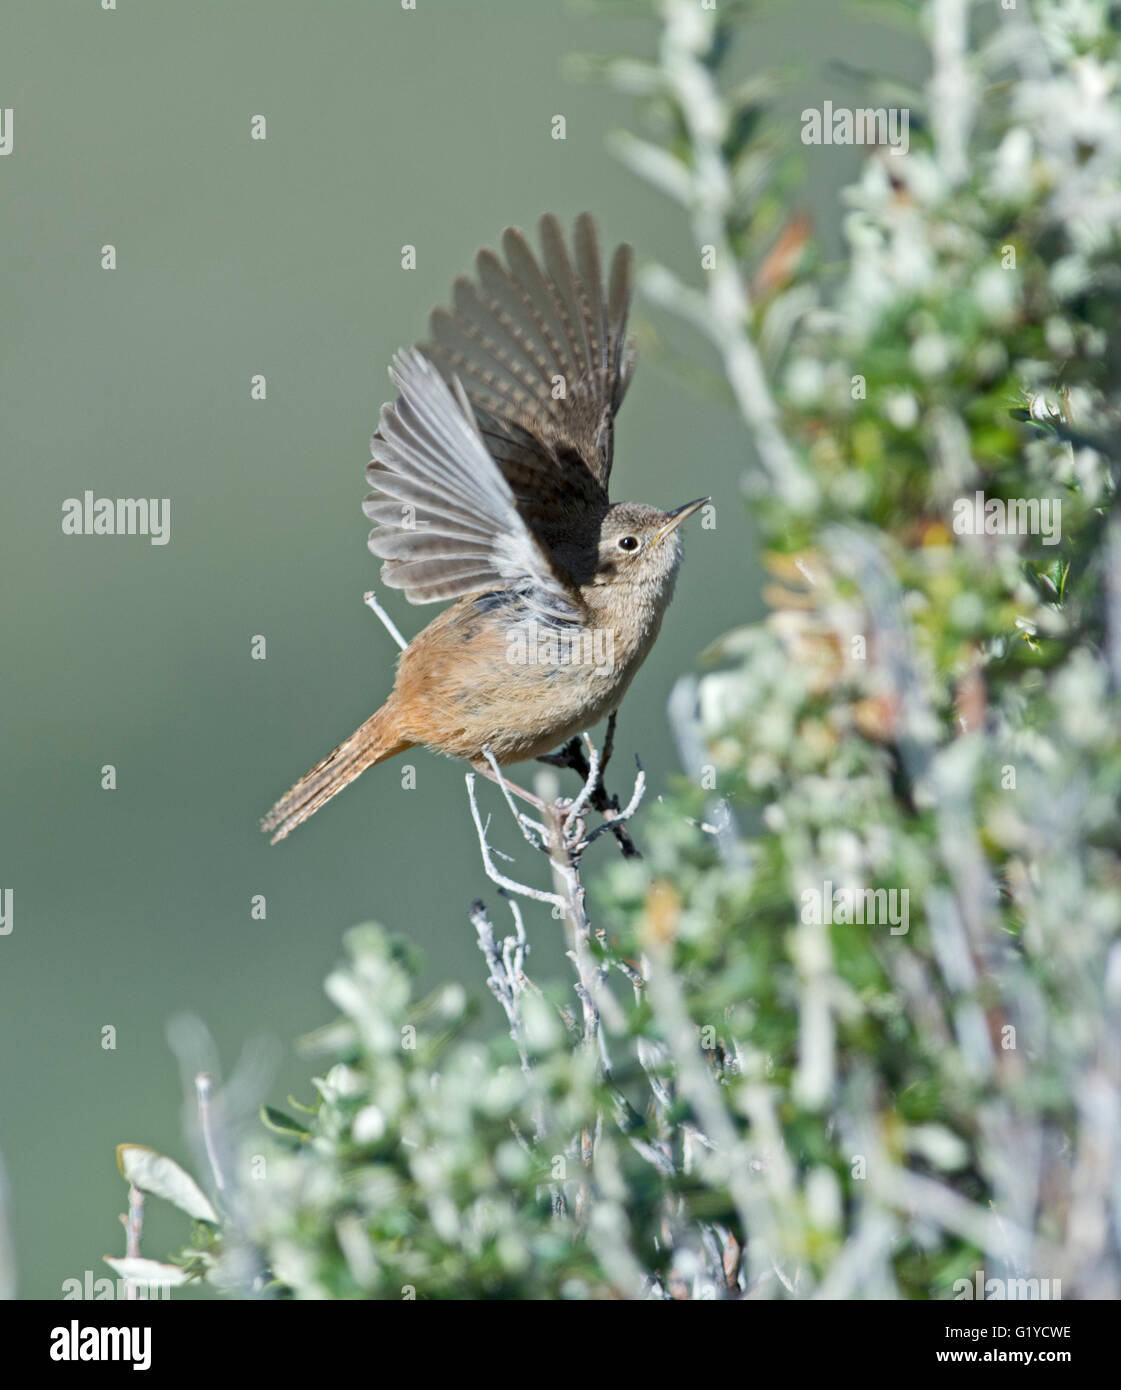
[{"left": 654, "top": 497, "right": 709, "bottom": 545}]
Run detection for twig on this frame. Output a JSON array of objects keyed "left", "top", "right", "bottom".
[
  {"left": 645, "top": 0, "right": 814, "bottom": 511},
  {"left": 539, "top": 714, "right": 643, "bottom": 857},
  {"left": 643, "top": 930, "right": 777, "bottom": 1288},
  {"left": 195, "top": 1072, "right": 227, "bottom": 1197},
  {"left": 480, "top": 745, "right": 548, "bottom": 848},
  {"left": 584, "top": 762, "right": 646, "bottom": 849},
  {"left": 928, "top": 0, "right": 974, "bottom": 187},
  {"left": 465, "top": 773, "right": 568, "bottom": 913},
  {"left": 563, "top": 735, "right": 601, "bottom": 834},
  {"left": 470, "top": 899, "right": 534, "bottom": 1082},
  {"left": 467, "top": 726, "right": 653, "bottom": 1217},
  {"left": 363, "top": 589, "right": 408, "bottom": 651},
  {"left": 120, "top": 1184, "right": 145, "bottom": 1301}
]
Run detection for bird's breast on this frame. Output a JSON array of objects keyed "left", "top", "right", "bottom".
[{"left": 390, "top": 591, "right": 662, "bottom": 763}]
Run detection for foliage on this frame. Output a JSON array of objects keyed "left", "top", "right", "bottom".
[{"left": 118, "top": 0, "right": 1121, "bottom": 1297}]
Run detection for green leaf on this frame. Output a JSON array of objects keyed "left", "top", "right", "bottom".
[{"left": 260, "top": 1105, "right": 311, "bottom": 1138}]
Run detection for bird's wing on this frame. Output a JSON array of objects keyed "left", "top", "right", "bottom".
[
  {"left": 364, "top": 349, "right": 581, "bottom": 621},
  {"left": 424, "top": 212, "right": 635, "bottom": 500}
]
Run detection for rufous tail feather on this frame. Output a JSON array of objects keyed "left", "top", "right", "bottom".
[{"left": 262, "top": 707, "right": 412, "bottom": 843}]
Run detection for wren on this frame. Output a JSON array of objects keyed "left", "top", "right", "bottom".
[{"left": 263, "top": 213, "right": 706, "bottom": 843}]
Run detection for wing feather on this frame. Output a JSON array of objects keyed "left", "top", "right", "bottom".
[
  {"left": 424, "top": 213, "right": 635, "bottom": 492},
  {"left": 365, "top": 349, "right": 580, "bottom": 619}
]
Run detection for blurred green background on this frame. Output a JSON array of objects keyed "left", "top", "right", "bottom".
[{"left": 0, "top": 0, "right": 918, "bottom": 1297}]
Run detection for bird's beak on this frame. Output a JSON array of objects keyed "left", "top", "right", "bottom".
[{"left": 654, "top": 497, "right": 709, "bottom": 545}]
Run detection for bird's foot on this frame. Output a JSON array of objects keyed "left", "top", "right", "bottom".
[{"left": 536, "top": 714, "right": 641, "bottom": 858}]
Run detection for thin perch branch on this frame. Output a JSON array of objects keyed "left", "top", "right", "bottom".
[{"left": 363, "top": 589, "right": 408, "bottom": 651}]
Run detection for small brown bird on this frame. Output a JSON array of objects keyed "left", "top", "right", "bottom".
[{"left": 262, "top": 213, "right": 706, "bottom": 843}]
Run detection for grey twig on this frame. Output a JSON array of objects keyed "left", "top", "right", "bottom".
[
  {"left": 362, "top": 589, "right": 408, "bottom": 651},
  {"left": 583, "top": 760, "right": 646, "bottom": 849},
  {"left": 195, "top": 1072, "right": 227, "bottom": 1197},
  {"left": 480, "top": 744, "right": 548, "bottom": 848},
  {"left": 466, "top": 772, "right": 568, "bottom": 913},
  {"left": 470, "top": 899, "right": 533, "bottom": 1084},
  {"left": 120, "top": 1184, "right": 145, "bottom": 1301},
  {"left": 641, "top": 0, "right": 814, "bottom": 511},
  {"left": 563, "top": 735, "right": 601, "bottom": 834}
]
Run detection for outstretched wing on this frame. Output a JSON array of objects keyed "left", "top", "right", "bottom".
[
  {"left": 363, "top": 349, "right": 580, "bottom": 622},
  {"left": 424, "top": 213, "right": 635, "bottom": 509}
]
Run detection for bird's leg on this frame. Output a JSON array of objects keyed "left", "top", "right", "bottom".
[
  {"left": 537, "top": 712, "right": 641, "bottom": 858},
  {"left": 537, "top": 712, "right": 616, "bottom": 801},
  {"left": 536, "top": 738, "right": 586, "bottom": 774},
  {"left": 597, "top": 709, "right": 618, "bottom": 789}
]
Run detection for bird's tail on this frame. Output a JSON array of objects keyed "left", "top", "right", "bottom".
[{"left": 261, "top": 706, "right": 413, "bottom": 844}]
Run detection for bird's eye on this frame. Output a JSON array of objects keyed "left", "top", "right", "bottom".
[{"left": 617, "top": 535, "right": 640, "bottom": 552}]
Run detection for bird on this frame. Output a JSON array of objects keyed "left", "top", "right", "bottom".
[{"left": 262, "top": 212, "right": 707, "bottom": 844}]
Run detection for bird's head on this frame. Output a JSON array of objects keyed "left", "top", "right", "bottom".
[{"left": 591, "top": 498, "right": 708, "bottom": 591}]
